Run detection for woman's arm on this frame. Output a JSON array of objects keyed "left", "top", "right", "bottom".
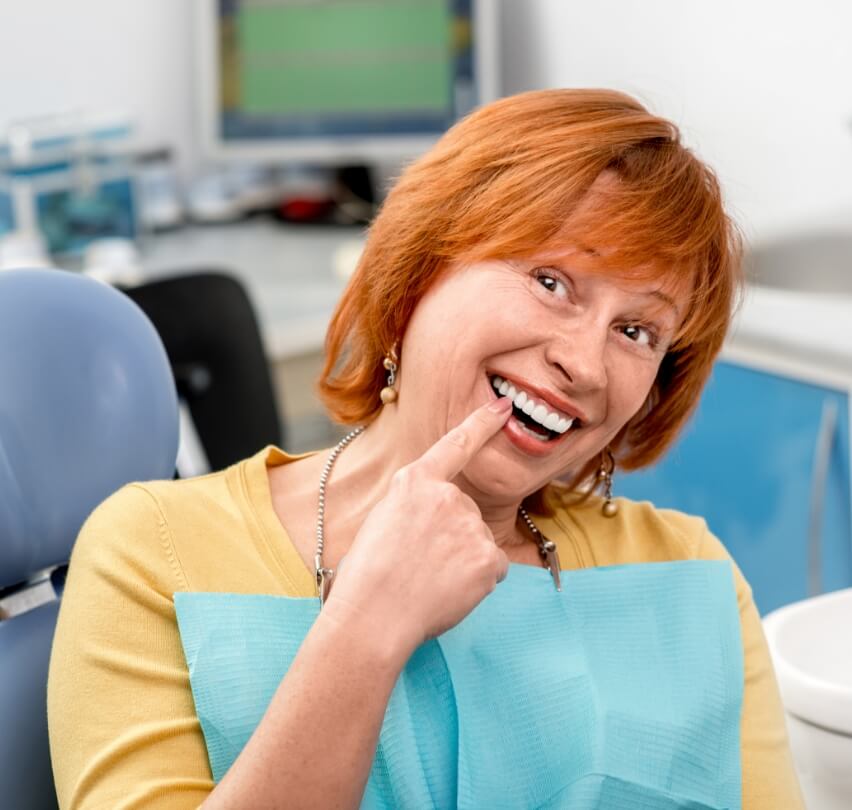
[
  {"left": 205, "top": 400, "right": 513, "bottom": 808},
  {"left": 48, "top": 485, "right": 217, "bottom": 809},
  {"left": 696, "top": 529, "right": 806, "bottom": 810},
  {"left": 201, "top": 601, "right": 408, "bottom": 809},
  {"left": 49, "top": 401, "right": 510, "bottom": 808},
  {"left": 49, "top": 483, "right": 412, "bottom": 810}
]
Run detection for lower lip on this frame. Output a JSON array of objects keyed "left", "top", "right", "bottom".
[{"left": 488, "top": 383, "right": 572, "bottom": 458}]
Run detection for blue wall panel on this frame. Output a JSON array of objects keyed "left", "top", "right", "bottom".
[{"left": 618, "top": 361, "right": 851, "bottom": 614}]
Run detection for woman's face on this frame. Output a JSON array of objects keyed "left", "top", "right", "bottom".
[{"left": 395, "top": 249, "right": 684, "bottom": 503}]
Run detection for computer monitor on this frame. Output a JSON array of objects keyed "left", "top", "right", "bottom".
[{"left": 195, "top": 0, "right": 500, "bottom": 164}]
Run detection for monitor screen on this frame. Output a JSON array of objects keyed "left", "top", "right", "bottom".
[{"left": 196, "top": 0, "right": 499, "bottom": 163}]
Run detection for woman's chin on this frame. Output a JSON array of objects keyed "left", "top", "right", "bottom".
[{"left": 460, "top": 447, "right": 552, "bottom": 504}]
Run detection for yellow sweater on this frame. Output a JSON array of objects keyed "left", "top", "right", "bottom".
[{"left": 47, "top": 446, "right": 804, "bottom": 809}]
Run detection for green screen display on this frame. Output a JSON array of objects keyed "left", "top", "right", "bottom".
[{"left": 236, "top": 1, "right": 453, "bottom": 116}]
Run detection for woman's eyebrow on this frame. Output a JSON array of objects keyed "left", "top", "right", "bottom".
[{"left": 647, "top": 288, "right": 680, "bottom": 318}]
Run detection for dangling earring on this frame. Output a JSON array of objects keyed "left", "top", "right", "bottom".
[
  {"left": 598, "top": 448, "right": 618, "bottom": 517},
  {"left": 379, "top": 344, "right": 399, "bottom": 404}
]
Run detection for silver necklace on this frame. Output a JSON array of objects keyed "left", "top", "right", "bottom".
[{"left": 315, "top": 427, "right": 562, "bottom": 606}]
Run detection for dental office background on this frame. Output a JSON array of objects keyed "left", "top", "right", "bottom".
[
  {"left": 3, "top": 0, "right": 851, "bottom": 614},
  {"left": 5, "top": 1, "right": 851, "bottom": 231},
  {"left": 0, "top": 0, "right": 852, "bottom": 810},
  {"left": 2, "top": 3, "right": 851, "bottom": 805}
]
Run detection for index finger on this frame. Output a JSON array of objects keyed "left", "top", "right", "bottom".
[{"left": 415, "top": 397, "right": 512, "bottom": 481}]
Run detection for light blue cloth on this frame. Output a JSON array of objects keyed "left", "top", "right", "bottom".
[{"left": 175, "top": 560, "right": 743, "bottom": 809}]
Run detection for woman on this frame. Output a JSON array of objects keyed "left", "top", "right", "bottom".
[{"left": 48, "top": 89, "right": 804, "bottom": 809}]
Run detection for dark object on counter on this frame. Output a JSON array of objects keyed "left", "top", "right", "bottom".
[{"left": 275, "top": 164, "right": 377, "bottom": 225}]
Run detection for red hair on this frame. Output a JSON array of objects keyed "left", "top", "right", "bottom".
[{"left": 319, "top": 88, "right": 743, "bottom": 493}]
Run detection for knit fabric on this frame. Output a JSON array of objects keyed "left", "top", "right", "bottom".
[{"left": 47, "top": 446, "right": 804, "bottom": 809}]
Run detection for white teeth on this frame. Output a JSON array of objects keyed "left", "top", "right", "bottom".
[
  {"left": 543, "top": 412, "right": 560, "bottom": 431},
  {"left": 531, "top": 404, "right": 549, "bottom": 424},
  {"left": 489, "top": 375, "right": 577, "bottom": 435},
  {"left": 517, "top": 423, "right": 550, "bottom": 442}
]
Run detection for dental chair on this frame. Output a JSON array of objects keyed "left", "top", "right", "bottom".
[
  {"left": 121, "top": 271, "right": 284, "bottom": 473},
  {"left": 0, "top": 269, "right": 179, "bottom": 809}
]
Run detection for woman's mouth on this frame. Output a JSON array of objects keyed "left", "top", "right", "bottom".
[{"left": 489, "top": 375, "right": 580, "bottom": 443}]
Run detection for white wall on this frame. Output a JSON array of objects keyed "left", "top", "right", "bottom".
[
  {"left": 3, "top": 0, "right": 851, "bottom": 243},
  {"left": 501, "top": 0, "right": 852, "bottom": 244},
  {"left": 0, "top": 0, "right": 196, "bottom": 173}
]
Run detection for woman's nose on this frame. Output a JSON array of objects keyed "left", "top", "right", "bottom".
[{"left": 544, "top": 325, "right": 608, "bottom": 392}]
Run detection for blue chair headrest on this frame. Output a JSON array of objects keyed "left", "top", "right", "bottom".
[{"left": 0, "top": 269, "right": 179, "bottom": 588}]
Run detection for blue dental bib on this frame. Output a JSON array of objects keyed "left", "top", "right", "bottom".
[{"left": 175, "top": 560, "right": 743, "bottom": 809}]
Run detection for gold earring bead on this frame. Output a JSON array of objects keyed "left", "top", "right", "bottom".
[
  {"left": 380, "top": 347, "right": 399, "bottom": 405},
  {"left": 599, "top": 448, "right": 618, "bottom": 517}
]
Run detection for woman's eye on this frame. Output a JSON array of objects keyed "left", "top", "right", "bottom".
[
  {"left": 621, "top": 324, "right": 657, "bottom": 348},
  {"left": 535, "top": 270, "right": 569, "bottom": 298}
]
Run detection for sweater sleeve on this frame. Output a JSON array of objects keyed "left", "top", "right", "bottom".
[
  {"left": 694, "top": 527, "right": 805, "bottom": 810},
  {"left": 47, "top": 484, "right": 214, "bottom": 810}
]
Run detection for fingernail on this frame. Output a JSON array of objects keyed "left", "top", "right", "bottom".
[{"left": 488, "top": 396, "right": 512, "bottom": 413}]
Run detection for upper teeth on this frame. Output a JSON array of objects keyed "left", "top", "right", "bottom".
[{"left": 490, "top": 376, "right": 575, "bottom": 434}]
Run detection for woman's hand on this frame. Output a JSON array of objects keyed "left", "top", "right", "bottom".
[{"left": 323, "top": 397, "right": 513, "bottom": 657}]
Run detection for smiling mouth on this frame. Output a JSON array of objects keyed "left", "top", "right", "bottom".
[{"left": 489, "top": 375, "right": 582, "bottom": 443}]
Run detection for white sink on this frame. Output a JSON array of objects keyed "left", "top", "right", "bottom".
[
  {"left": 764, "top": 588, "right": 852, "bottom": 734},
  {"left": 763, "top": 589, "right": 852, "bottom": 810}
]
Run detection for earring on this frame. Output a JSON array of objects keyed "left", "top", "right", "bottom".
[
  {"left": 379, "top": 344, "right": 399, "bottom": 404},
  {"left": 598, "top": 448, "right": 618, "bottom": 518}
]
